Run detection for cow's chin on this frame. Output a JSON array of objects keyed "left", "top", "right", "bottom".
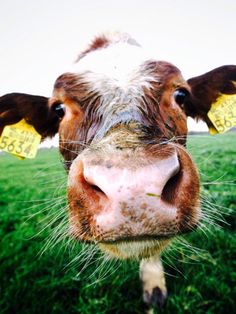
[{"left": 98, "top": 238, "right": 171, "bottom": 260}]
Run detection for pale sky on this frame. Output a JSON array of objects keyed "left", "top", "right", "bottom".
[{"left": 1, "top": 0, "right": 236, "bottom": 135}]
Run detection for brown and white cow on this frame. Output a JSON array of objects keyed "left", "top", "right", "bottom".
[{"left": 0, "top": 33, "right": 235, "bottom": 311}]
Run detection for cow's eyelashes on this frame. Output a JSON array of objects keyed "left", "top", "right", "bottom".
[
  {"left": 173, "top": 89, "right": 189, "bottom": 107},
  {"left": 52, "top": 103, "right": 66, "bottom": 119}
]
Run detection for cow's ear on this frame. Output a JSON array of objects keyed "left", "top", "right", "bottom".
[
  {"left": 0, "top": 93, "right": 62, "bottom": 138},
  {"left": 183, "top": 65, "right": 236, "bottom": 128}
]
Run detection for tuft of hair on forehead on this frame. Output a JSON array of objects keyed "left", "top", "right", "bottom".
[
  {"left": 76, "top": 32, "right": 141, "bottom": 62},
  {"left": 72, "top": 32, "right": 158, "bottom": 90}
]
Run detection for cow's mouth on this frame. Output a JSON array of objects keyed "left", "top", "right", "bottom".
[
  {"left": 98, "top": 223, "right": 197, "bottom": 245},
  {"left": 69, "top": 221, "right": 199, "bottom": 259},
  {"left": 98, "top": 237, "right": 172, "bottom": 259},
  {"left": 100, "top": 233, "right": 176, "bottom": 244},
  {"left": 97, "top": 225, "right": 198, "bottom": 259}
]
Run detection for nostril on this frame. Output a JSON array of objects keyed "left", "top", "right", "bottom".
[
  {"left": 90, "top": 184, "right": 106, "bottom": 195},
  {"left": 82, "top": 170, "right": 107, "bottom": 197},
  {"left": 161, "top": 165, "right": 182, "bottom": 204}
]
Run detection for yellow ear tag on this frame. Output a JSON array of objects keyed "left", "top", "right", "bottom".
[
  {"left": 0, "top": 119, "right": 41, "bottom": 159},
  {"left": 207, "top": 94, "right": 236, "bottom": 134}
]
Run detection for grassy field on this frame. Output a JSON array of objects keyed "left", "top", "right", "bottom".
[{"left": 0, "top": 133, "right": 235, "bottom": 314}]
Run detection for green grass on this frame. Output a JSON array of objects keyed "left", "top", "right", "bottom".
[{"left": 0, "top": 133, "right": 235, "bottom": 314}]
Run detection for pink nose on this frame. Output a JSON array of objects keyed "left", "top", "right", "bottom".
[
  {"left": 69, "top": 152, "right": 181, "bottom": 238},
  {"left": 82, "top": 154, "right": 180, "bottom": 203}
]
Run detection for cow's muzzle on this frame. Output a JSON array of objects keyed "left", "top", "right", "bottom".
[{"left": 67, "top": 143, "right": 200, "bottom": 253}]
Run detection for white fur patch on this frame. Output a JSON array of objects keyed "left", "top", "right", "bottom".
[
  {"left": 72, "top": 42, "right": 157, "bottom": 89},
  {"left": 69, "top": 41, "right": 161, "bottom": 141}
]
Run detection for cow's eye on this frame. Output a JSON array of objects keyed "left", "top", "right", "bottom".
[
  {"left": 52, "top": 103, "right": 66, "bottom": 119},
  {"left": 174, "top": 89, "right": 188, "bottom": 106}
]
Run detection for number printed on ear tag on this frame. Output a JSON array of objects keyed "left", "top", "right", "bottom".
[
  {"left": 0, "top": 120, "right": 41, "bottom": 159},
  {"left": 207, "top": 94, "right": 236, "bottom": 133}
]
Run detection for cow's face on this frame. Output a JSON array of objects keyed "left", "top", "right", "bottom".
[
  {"left": 1, "top": 34, "right": 235, "bottom": 259},
  {"left": 51, "top": 38, "right": 200, "bottom": 259}
]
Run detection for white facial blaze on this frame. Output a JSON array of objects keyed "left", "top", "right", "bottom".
[
  {"left": 70, "top": 41, "right": 160, "bottom": 140},
  {"left": 72, "top": 42, "right": 158, "bottom": 90}
]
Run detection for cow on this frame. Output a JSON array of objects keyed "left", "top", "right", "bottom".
[{"left": 0, "top": 33, "right": 235, "bottom": 311}]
